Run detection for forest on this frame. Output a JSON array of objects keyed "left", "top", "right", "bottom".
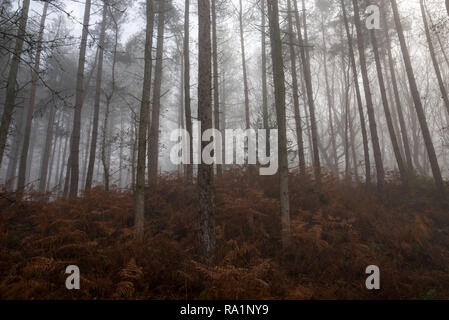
[{"left": 1, "top": 0, "right": 449, "bottom": 300}]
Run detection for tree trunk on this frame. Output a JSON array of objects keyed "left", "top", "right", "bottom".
[
  {"left": 293, "top": 0, "right": 321, "bottom": 184},
  {"left": 81, "top": 109, "right": 93, "bottom": 187},
  {"left": 85, "top": 0, "right": 107, "bottom": 192},
  {"left": 102, "top": 97, "right": 112, "bottom": 191},
  {"left": 261, "top": 0, "right": 270, "bottom": 158},
  {"left": 239, "top": 0, "right": 250, "bottom": 129},
  {"left": 390, "top": 0, "right": 446, "bottom": 198},
  {"left": 53, "top": 114, "right": 63, "bottom": 192},
  {"left": 197, "top": 0, "right": 216, "bottom": 262},
  {"left": 5, "top": 108, "right": 26, "bottom": 190},
  {"left": 352, "top": 0, "right": 385, "bottom": 195},
  {"left": 340, "top": 0, "right": 371, "bottom": 186},
  {"left": 321, "top": 17, "right": 338, "bottom": 177},
  {"left": 427, "top": 9, "right": 449, "bottom": 71},
  {"left": 102, "top": 7, "right": 119, "bottom": 192},
  {"left": 46, "top": 123, "right": 59, "bottom": 193},
  {"left": 341, "top": 45, "right": 351, "bottom": 180},
  {"left": 287, "top": 0, "right": 305, "bottom": 176},
  {"left": 0, "top": 0, "right": 30, "bottom": 168},
  {"left": 184, "top": 0, "right": 193, "bottom": 184},
  {"left": 58, "top": 122, "right": 69, "bottom": 196},
  {"left": 420, "top": 0, "right": 449, "bottom": 118},
  {"left": 149, "top": 0, "right": 166, "bottom": 183},
  {"left": 16, "top": 2, "right": 49, "bottom": 195},
  {"left": 135, "top": 0, "right": 155, "bottom": 240},
  {"left": 38, "top": 105, "right": 56, "bottom": 194},
  {"left": 371, "top": 29, "right": 408, "bottom": 187},
  {"left": 69, "top": 0, "right": 92, "bottom": 198},
  {"left": 212, "top": 0, "right": 222, "bottom": 177},
  {"left": 381, "top": 7, "right": 413, "bottom": 171},
  {"left": 267, "top": 0, "right": 290, "bottom": 247}
]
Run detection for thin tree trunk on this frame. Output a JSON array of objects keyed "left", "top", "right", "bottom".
[
  {"left": 102, "top": 97, "right": 112, "bottom": 191},
  {"left": 261, "top": 0, "right": 270, "bottom": 157},
  {"left": 390, "top": 0, "right": 446, "bottom": 198},
  {"left": 81, "top": 108, "right": 93, "bottom": 187},
  {"left": 178, "top": 51, "right": 185, "bottom": 177},
  {"left": 68, "top": 0, "right": 91, "bottom": 198},
  {"left": 197, "top": 0, "right": 216, "bottom": 262},
  {"left": 299, "top": 64, "right": 314, "bottom": 166},
  {"left": 46, "top": 124, "right": 59, "bottom": 193},
  {"left": 371, "top": 29, "right": 408, "bottom": 187},
  {"left": 420, "top": 0, "right": 449, "bottom": 118},
  {"left": 102, "top": 7, "right": 119, "bottom": 192},
  {"left": 341, "top": 45, "right": 351, "bottom": 180},
  {"left": 340, "top": 0, "right": 371, "bottom": 186},
  {"left": 426, "top": 8, "right": 449, "bottom": 71},
  {"left": 25, "top": 122, "right": 37, "bottom": 185},
  {"left": 321, "top": 17, "right": 338, "bottom": 176},
  {"left": 135, "top": 0, "right": 155, "bottom": 240},
  {"left": 0, "top": 0, "right": 30, "bottom": 168},
  {"left": 149, "top": 0, "right": 166, "bottom": 182},
  {"left": 5, "top": 108, "right": 26, "bottom": 190},
  {"left": 58, "top": 122, "right": 69, "bottom": 196},
  {"left": 287, "top": 0, "right": 305, "bottom": 176},
  {"left": 267, "top": 0, "right": 290, "bottom": 247},
  {"left": 119, "top": 107, "right": 124, "bottom": 188},
  {"left": 85, "top": 0, "right": 107, "bottom": 192},
  {"left": 293, "top": 0, "right": 321, "bottom": 184},
  {"left": 53, "top": 114, "right": 63, "bottom": 192},
  {"left": 38, "top": 106, "right": 56, "bottom": 194},
  {"left": 349, "top": 97, "right": 359, "bottom": 182},
  {"left": 352, "top": 0, "right": 385, "bottom": 195},
  {"left": 212, "top": 0, "right": 222, "bottom": 177},
  {"left": 382, "top": 24, "right": 413, "bottom": 171},
  {"left": 184, "top": 0, "right": 193, "bottom": 184},
  {"left": 131, "top": 117, "right": 137, "bottom": 189},
  {"left": 239, "top": 0, "right": 250, "bottom": 129},
  {"left": 16, "top": 2, "right": 48, "bottom": 195}
]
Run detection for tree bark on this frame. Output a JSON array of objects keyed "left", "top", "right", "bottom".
[
  {"left": 212, "top": 0, "right": 222, "bottom": 177},
  {"left": 352, "top": 0, "right": 385, "bottom": 194},
  {"left": 16, "top": 2, "right": 49, "bottom": 195},
  {"left": 371, "top": 29, "right": 408, "bottom": 187},
  {"left": 184, "top": 0, "right": 193, "bottom": 184},
  {"left": 267, "top": 0, "right": 290, "bottom": 247},
  {"left": 261, "top": 0, "right": 270, "bottom": 157},
  {"left": 102, "top": 6, "right": 119, "bottom": 192},
  {"left": 85, "top": 0, "right": 108, "bottom": 192},
  {"left": 0, "top": 0, "right": 30, "bottom": 168},
  {"left": 239, "top": 0, "right": 250, "bottom": 129},
  {"left": 149, "top": 0, "right": 166, "bottom": 183},
  {"left": 381, "top": 2, "right": 413, "bottom": 171},
  {"left": 5, "top": 108, "right": 26, "bottom": 190},
  {"left": 38, "top": 106, "right": 56, "bottom": 194},
  {"left": 287, "top": 0, "right": 305, "bottom": 176},
  {"left": 293, "top": 0, "right": 321, "bottom": 184},
  {"left": 390, "top": 0, "right": 446, "bottom": 198},
  {"left": 420, "top": 0, "right": 449, "bottom": 118},
  {"left": 69, "top": 0, "right": 92, "bottom": 198},
  {"left": 135, "top": 0, "right": 155, "bottom": 240},
  {"left": 321, "top": 16, "right": 338, "bottom": 177},
  {"left": 197, "top": 0, "right": 216, "bottom": 262},
  {"left": 340, "top": 0, "right": 371, "bottom": 186}
]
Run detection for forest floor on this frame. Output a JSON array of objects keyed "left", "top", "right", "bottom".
[{"left": 1, "top": 170, "right": 449, "bottom": 299}]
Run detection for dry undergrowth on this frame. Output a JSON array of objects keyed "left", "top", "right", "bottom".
[{"left": 1, "top": 170, "right": 449, "bottom": 299}]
